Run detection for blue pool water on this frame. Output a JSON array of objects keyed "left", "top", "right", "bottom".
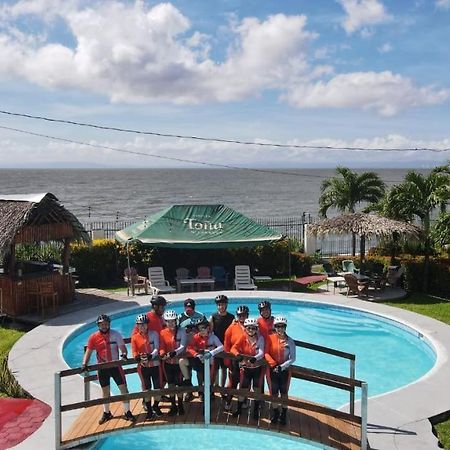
[
  {"left": 63, "top": 298, "right": 435, "bottom": 449},
  {"left": 92, "top": 427, "right": 321, "bottom": 450}
]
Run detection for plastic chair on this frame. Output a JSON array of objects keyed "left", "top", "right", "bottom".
[
  {"left": 344, "top": 274, "right": 368, "bottom": 298},
  {"left": 124, "top": 267, "right": 148, "bottom": 296},
  {"left": 212, "top": 266, "right": 229, "bottom": 287},
  {"left": 148, "top": 266, "right": 176, "bottom": 294},
  {"left": 234, "top": 265, "right": 257, "bottom": 290},
  {"left": 342, "top": 260, "right": 359, "bottom": 273}
]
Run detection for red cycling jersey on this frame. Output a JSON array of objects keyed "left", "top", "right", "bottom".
[
  {"left": 223, "top": 320, "right": 246, "bottom": 352},
  {"left": 131, "top": 330, "right": 160, "bottom": 367},
  {"left": 87, "top": 329, "right": 125, "bottom": 363},
  {"left": 257, "top": 316, "right": 274, "bottom": 340}
]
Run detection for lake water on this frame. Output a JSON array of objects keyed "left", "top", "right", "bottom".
[{"left": 0, "top": 168, "right": 427, "bottom": 223}]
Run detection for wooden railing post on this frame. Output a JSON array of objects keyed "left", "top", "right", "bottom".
[
  {"left": 84, "top": 376, "right": 91, "bottom": 401},
  {"left": 54, "top": 372, "right": 62, "bottom": 450},
  {"left": 349, "top": 358, "right": 355, "bottom": 415},
  {"left": 204, "top": 358, "right": 211, "bottom": 425},
  {"left": 361, "top": 382, "right": 368, "bottom": 450}
]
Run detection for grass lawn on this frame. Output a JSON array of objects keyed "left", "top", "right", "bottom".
[
  {"left": 381, "top": 293, "right": 450, "bottom": 449},
  {"left": 0, "top": 326, "right": 26, "bottom": 398}
]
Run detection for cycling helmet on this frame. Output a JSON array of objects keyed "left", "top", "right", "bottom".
[
  {"left": 258, "top": 300, "right": 271, "bottom": 311},
  {"left": 236, "top": 305, "right": 249, "bottom": 315},
  {"left": 215, "top": 294, "right": 228, "bottom": 304},
  {"left": 244, "top": 318, "right": 258, "bottom": 328},
  {"left": 135, "top": 314, "right": 148, "bottom": 324},
  {"left": 96, "top": 314, "right": 111, "bottom": 324},
  {"left": 151, "top": 295, "right": 167, "bottom": 307},
  {"left": 163, "top": 310, "right": 178, "bottom": 321},
  {"left": 274, "top": 316, "right": 288, "bottom": 326}
]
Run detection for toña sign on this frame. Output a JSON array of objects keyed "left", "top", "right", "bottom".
[{"left": 184, "top": 218, "right": 223, "bottom": 231}]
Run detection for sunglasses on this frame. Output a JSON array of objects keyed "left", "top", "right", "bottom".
[
  {"left": 274, "top": 324, "right": 286, "bottom": 328},
  {"left": 246, "top": 326, "right": 258, "bottom": 331}
]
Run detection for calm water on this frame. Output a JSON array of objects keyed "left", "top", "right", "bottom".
[
  {"left": 63, "top": 298, "right": 436, "bottom": 409},
  {"left": 0, "top": 168, "right": 428, "bottom": 222}
]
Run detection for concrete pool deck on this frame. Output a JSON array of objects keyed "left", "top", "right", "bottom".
[{"left": 8, "top": 289, "right": 450, "bottom": 450}]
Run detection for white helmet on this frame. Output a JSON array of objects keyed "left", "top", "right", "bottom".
[
  {"left": 244, "top": 318, "right": 258, "bottom": 328},
  {"left": 163, "top": 310, "right": 178, "bottom": 321},
  {"left": 135, "top": 314, "right": 148, "bottom": 324},
  {"left": 274, "top": 316, "right": 288, "bottom": 326}
]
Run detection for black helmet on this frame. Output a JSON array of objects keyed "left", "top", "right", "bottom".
[
  {"left": 96, "top": 314, "right": 111, "bottom": 324},
  {"left": 236, "top": 305, "right": 249, "bottom": 315},
  {"left": 151, "top": 295, "right": 167, "bottom": 307},
  {"left": 197, "top": 319, "right": 210, "bottom": 329},
  {"left": 258, "top": 300, "right": 271, "bottom": 311},
  {"left": 215, "top": 294, "right": 228, "bottom": 304}
]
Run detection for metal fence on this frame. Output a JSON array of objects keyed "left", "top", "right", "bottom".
[{"left": 82, "top": 215, "right": 377, "bottom": 258}]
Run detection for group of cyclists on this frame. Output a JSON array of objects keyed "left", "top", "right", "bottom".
[{"left": 81, "top": 294, "right": 296, "bottom": 427}]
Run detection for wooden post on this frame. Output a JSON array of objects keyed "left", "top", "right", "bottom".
[
  {"left": 62, "top": 238, "right": 71, "bottom": 273},
  {"left": 54, "top": 372, "right": 62, "bottom": 450},
  {"left": 204, "top": 358, "right": 211, "bottom": 425}
]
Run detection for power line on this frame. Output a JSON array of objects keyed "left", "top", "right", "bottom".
[
  {"left": 1, "top": 109, "right": 449, "bottom": 152},
  {"left": 0, "top": 124, "right": 325, "bottom": 178}
]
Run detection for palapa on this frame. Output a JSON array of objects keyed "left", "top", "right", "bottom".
[{"left": 308, "top": 213, "right": 421, "bottom": 264}]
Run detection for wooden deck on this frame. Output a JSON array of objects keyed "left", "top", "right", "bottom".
[{"left": 62, "top": 395, "right": 362, "bottom": 449}]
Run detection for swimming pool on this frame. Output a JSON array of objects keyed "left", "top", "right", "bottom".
[{"left": 63, "top": 297, "right": 436, "bottom": 409}]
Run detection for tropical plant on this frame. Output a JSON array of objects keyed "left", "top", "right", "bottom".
[
  {"left": 431, "top": 212, "right": 450, "bottom": 255},
  {"left": 318, "top": 167, "right": 386, "bottom": 254},
  {"left": 375, "top": 168, "right": 450, "bottom": 291}
]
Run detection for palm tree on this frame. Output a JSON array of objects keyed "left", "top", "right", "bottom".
[
  {"left": 319, "top": 167, "right": 386, "bottom": 255},
  {"left": 379, "top": 169, "right": 450, "bottom": 291}
]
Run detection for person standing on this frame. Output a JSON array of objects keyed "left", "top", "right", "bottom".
[
  {"left": 178, "top": 299, "right": 206, "bottom": 328},
  {"left": 146, "top": 295, "right": 167, "bottom": 333},
  {"left": 265, "top": 316, "right": 296, "bottom": 425},
  {"left": 131, "top": 314, "right": 162, "bottom": 419},
  {"left": 81, "top": 314, "right": 136, "bottom": 424},
  {"left": 159, "top": 310, "right": 187, "bottom": 416},
  {"left": 209, "top": 295, "right": 235, "bottom": 390},
  {"left": 257, "top": 300, "right": 275, "bottom": 340},
  {"left": 230, "top": 317, "right": 265, "bottom": 420},
  {"left": 223, "top": 305, "right": 249, "bottom": 410}
]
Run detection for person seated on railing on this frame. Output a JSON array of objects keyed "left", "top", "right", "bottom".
[
  {"left": 223, "top": 305, "right": 249, "bottom": 410},
  {"left": 186, "top": 319, "right": 224, "bottom": 401},
  {"left": 209, "top": 295, "right": 235, "bottom": 393},
  {"left": 159, "top": 310, "right": 187, "bottom": 416},
  {"left": 178, "top": 299, "right": 206, "bottom": 328},
  {"left": 178, "top": 316, "right": 203, "bottom": 402},
  {"left": 81, "top": 314, "right": 136, "bottom": 424},
  {"left": 257, "top": 300, "right": 275, "bottom": 340},
  {"left": 131, "top": 314, "right": 162, "bottom": 420},
  {"left": 265, "top": 316, "right": 296, "bottom": 426},
  {"left": 230, "top": 317, "right": 265, "bottom": 420}
]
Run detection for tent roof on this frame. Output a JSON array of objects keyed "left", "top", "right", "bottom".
[{"left": 115, "top": 204, "right": 283, "bottom": 248}]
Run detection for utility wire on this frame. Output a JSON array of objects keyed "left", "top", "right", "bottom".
[
  {"left": 0, "top": 124, "right": 326, "bottom": 178},
  {"left": 1, "top": 109, "right": 449, "bottom": 152}
]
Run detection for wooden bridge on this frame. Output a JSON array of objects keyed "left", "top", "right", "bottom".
[{"left": 55, "top": 340, "right": 368, "bottom": 450}]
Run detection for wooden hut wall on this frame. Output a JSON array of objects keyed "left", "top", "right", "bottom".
[
  {"left": 0, "top": 272, "right": 75, "bottom": 317},
  {"left": 14, "top": 223, "right": 74, "bottom": 244}
]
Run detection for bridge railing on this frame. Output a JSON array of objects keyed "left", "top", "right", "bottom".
[{"left": 55, "top": 350, "right": 367, "bottom": 450}]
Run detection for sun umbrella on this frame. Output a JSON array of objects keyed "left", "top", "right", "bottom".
[{"left": 307, "top": 213, "right": 421, "bottom": 265}]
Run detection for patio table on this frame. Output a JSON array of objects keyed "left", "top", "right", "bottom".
[
  {"left": 177, "top": 278, "right": 215, "bottom": 292},
  {"left": 326, "top": 276, "right": 346, "bottom": 294}
]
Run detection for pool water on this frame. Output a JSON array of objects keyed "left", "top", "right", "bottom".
[{"left": 63, "top": 298, "right": 436, "bottom": 409}]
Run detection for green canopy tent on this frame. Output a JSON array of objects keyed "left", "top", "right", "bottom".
[{"left": 116, "top": 204, "right": 283, "bottom": 248}]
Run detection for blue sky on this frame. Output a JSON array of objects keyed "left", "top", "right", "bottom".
[{"left": 0, "top": 0, "right": 449, "bottom": 168}]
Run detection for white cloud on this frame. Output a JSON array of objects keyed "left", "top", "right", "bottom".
[
  {"left": 338, "top": 0, "right": 392, "bottom": 34},
  {"left": 285, "top": 71, "right": 449, "bottom": 116},
  {"left": 377, "top": 42, "right": 392, "bottom": 53},
  {"left": 0, "top": 1, "right": 446, "bottom": 117},
  {"left": 436, "top": 0, "right": 450, "bottom": 9}
]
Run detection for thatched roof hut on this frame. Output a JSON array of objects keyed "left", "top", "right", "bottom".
[
  {"left": 308, "top": 213, "right": 421, "bottom": 264},
  {"left": 0, "top": 193, "right": 90, "bottom": 318},
  {"left": 0, "top": 193, "right": 90, "bottom": 261}
]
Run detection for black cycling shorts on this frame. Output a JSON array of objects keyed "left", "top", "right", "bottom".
[
  {"left": 268, "top": 368, "right": 291, "bottom": 396},
  {"left": 240, "top": 366, "right": 263, "bottom": 390},
  {"left": 163, "top": 362, "right": 182, "bottom": 386},
  {"left": 138, "top": 365, "right": 161, "bottom": 391},
  {"left": 98, "top": 366, "right": 126, "bottom": 388}
]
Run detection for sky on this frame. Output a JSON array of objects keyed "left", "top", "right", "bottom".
[{"left": 0, "top": 0, "right": 449, "bottom": 169}]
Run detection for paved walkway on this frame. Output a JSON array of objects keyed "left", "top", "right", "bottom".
[{"left": 8, "top": 288, "right": 450, "bottom": 449}]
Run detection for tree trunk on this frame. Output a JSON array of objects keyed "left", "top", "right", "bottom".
[{"left": 351, "top": 232, "right": 356, "bottom": 256}]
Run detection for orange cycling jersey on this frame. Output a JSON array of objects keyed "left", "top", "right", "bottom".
[
  {"left": 131, "top": 330, "right": 160, "bottom": 367},
  {"left": 257, "top": 316, "right": 274, "bottom": 340},
  {"left": 132, "top": 310, "right": 165, "bottom": 335},
  {"left": 223, "top": 320, "right": 246, "bottom": 352},
  {"left": 159, "top": 327, "right": 186, "bottom": 364},
  {"left": 187, "top": 333, "right": 223, "bottom": 358},
  {"left": 87, "top": 329, "right": 125, "bottom": 363},
  {"left": 265, "top": 334, "right": 296, "bottom": 370},
  {"left": 230, "top": 334, "right": 265, "bottom": 368}
]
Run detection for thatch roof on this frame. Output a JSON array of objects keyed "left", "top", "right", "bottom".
[
  {"left": 0, "top": 193, "right": 90, "bottom": 258},
  {"left": 308, "top": 213, "right": 421, "bottom": 238}
]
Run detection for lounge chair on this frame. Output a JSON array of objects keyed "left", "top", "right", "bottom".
[
  {"left": 212, "top": 265, "right": 229, "bottom": 287},
  {"left": 124, "top": 267, "right": 149, "bottom": 296},
  {"left": 148, "top": 266, "right": 176, "bottom": 294},
  {"left": 344, "top": 273, "right": 369, "bottom": 298},
  {"left": 234, "top": 265, "right": 257, "bottom": 290},
  {"left": 342, "top": 260, "right": 359, "bottom": 273}
]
